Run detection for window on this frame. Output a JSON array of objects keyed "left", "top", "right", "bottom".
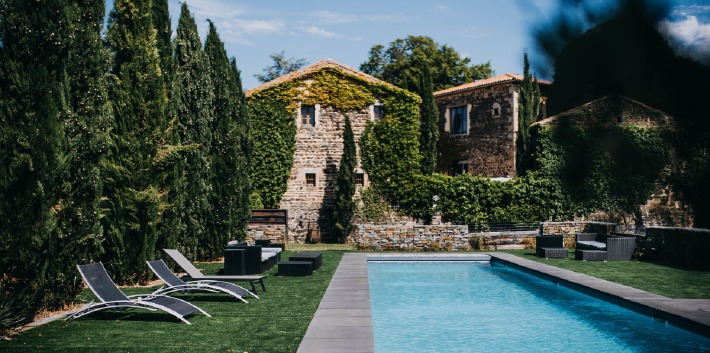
[
  {"left": 450, "top": 106, "right": 467, "bottom": 135},
  {"left": 373, "top": 105, "right": 385, "bottom": 122},
  {"left": 450, "top": 160, "right": 469, "bottom": 176},
  {"left": 355, "top": 173, "right": 364, "bottom": 186},
  {"left": 492, "top": 102, "right": 501, "bottom": 117},
  {"left": 305, "top": 173, "right": 316, "bottom": 186},
  {"left": 301, "top": 105, "right": 315, "bottom": 126}
]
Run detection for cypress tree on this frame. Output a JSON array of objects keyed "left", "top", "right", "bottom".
[
  {"left": 170, "top": 3, "right": 214, "bottom": 259},
  {"left": 332, "top": 115, "right": 357, "bottom": 243},
  {"left": 231, "top": 57, "right": 252, "bottom": 241},
  {"left": 152, "top": 0, "right": 174, "bottom": 90},
  {"left": 205, "top": 21, "right": 251, "bottom": 245},
  {"left": 48, "top": 0, "right": 111, "bottom": 307},
  {"left": 517, "top": 51, "right": 541, "bottom": 176},
  {"left": 419, "top": 64, "right": 439, "bottom": 175},
  {"left": 0, "top": 0, "right": 66, "bottom": 318},
  {"left": 104, "top": 0, "right": 168, "bottom": 283}
]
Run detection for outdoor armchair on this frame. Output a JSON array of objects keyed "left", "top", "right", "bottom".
[
  {"left": 535, "top": 235, "right": 567, "bottom": 258},
  {"left": 575, "top": 233, "right": 636, "bottom": 261}
]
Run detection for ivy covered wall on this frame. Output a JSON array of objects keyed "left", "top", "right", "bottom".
[
  {"left": 361, "top": 95, "right": 688, "bottom": 230},
  {"left": 247, "top": 60, "right": 420, "bottom": 241}
]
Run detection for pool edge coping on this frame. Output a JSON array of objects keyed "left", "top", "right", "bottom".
[
  {"left": 488, "top": 252, "right": 710, "bottom": 338},
  {"left": 297, "top": 252, "right": 710, "bottom": 352}
]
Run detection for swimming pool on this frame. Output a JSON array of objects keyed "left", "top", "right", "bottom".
[{"left": 368, "top": 261, "right": 710, "bottom": 353}]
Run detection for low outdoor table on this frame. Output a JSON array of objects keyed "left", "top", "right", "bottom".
[
  {"left": 278, "top": 260, "right": 313, "bottom": 276},
  {"left": 538, "top": 248, "right": 568, "bottom": 259},
  {"left": 289, "top": 252, "right": 322, "bottom": 270},
  {"left": 575, "top": 250, "right": 607, "bottom": 261}
]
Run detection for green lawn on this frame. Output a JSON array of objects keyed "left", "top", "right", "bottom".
[
  {"left": 498, "top": 249, "right": 710, "bottom": 299},
  {"left": 2, "top": 251, "right": 346, "bottom": 353}
]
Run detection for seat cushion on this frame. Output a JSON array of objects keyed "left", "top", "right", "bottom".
[
  {"left": 262, "top": 247, "right": 282, "bottom": 254},
  {"left": 577, "top": 240, "right": 607, "bottom": 250},
  {"left": 261, "top": 252, "right": 277, "bottom": 262}
]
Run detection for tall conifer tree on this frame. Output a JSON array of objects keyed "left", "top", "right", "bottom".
[
  {"left": 205, "top": 21, "right": 251, "bottom": 245},
  {"left": 517, "top": 51, "right": 541, "bottom": 176},
  {"left": 0, "top": 0, "right": 66, "bottom": 317},
  {"left": 332, "top": 116, "right": 357, "bottom": 243},
  {"left": 419, "top": 65, "right": 439, "bottom": 175},
  {"left": 170, "top": 3, "right": 215, "bottom": 259},
  {"left": 104, "top": 0, "right": 168, "bottom": 283},
  {"left": 152, "top": 0, "right": 174, "bottom": 90},
  {"left": 48, "top": 0, "right": 112, "bottom": 306}
]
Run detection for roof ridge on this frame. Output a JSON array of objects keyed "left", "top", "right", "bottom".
[
  {"left": 433, "top": 73, "right": 551, "bottom": 97},
  {"left": 531, "top": 94, "right": 674, "bottom": 127},
  {"left": 246, "top": 58, "right": 394, "bottom": 96}
]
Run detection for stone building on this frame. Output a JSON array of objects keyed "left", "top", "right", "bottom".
[
  {"left": 433, "top": 74, "right": 550, "bottom": 178},
  {"left": 246, "top": 59, "right": 419, "bottom": 242},
  {"left": 532, "top": 95, "right": 691, "bottom": 230}
]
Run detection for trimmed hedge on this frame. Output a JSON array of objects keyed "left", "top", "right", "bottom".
[{"left": 637, "top": 227, "right": 710, "bottom": 270}]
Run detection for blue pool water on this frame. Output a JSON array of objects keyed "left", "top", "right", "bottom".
[{"left": 368, "top": 261, "right": 710, "bottom": 353}]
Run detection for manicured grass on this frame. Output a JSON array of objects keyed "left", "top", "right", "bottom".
[
  {"left": 499, "top": 249, "right": 710, "bottom": 299},
  {"left": 3, "top": 251, "right": 346, "bottom": 353}
]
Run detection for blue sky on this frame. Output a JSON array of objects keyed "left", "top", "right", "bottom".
[{"left": 106, "top": 0, "right": 710, "bottom": 90}]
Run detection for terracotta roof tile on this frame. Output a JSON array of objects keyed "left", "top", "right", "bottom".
[
  {"left": 245, "top": 58, "right": 397, "bottom": 96},
  {"left": 433, "top": 73, "right": 552, "bottom": 97}
]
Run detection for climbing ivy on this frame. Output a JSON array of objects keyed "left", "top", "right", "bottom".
[
  {"left": 248, "top": 65, "right": 421, "bottom": 210},
  {"left": 248, "top": 99, "right": 296, "bottom": 209},
  {"left": 248, "top": 66, "right": 420, "bottom": 112},
  {"left": 362, "top": 96, "right": 675, "bottom": 227}
]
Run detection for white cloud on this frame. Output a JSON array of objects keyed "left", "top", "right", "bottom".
[
  {"left": 300, "top": 26, "right": 341, "bottom": 39},
  {"left": 183, "top": 0, "right": 246, "bottom": 20},
  {"left": 659, "top": 15, "right": 710, "bottom": 65},
  {"left": 313, "top": 10, "right": 358, "bottom": 24},
  {"left": 233, "top": 19, "right": 286, "bottom": 34},
  {"left": 671, "top": 5, "right": 710, "bottom": 17}
]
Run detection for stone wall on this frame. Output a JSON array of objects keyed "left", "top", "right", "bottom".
[
  {"left": 353, "top": 224, "right": 471, "bottom": 251},
  {"left": 246, "top": 225, "right": 288, "bottom": 245},
  {"left": 280, "top": 105, "right": 371, "bottom": 243},
  {"left": 435, "top": 82, "right": 519, "bottom": 178}
]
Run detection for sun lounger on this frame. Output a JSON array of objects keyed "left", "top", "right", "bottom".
[
  {"left": 67, "top": 262, "right": 210, "bottom": 325},
  {"left": 147, "top": 260, "right": 259, "bottom": 303},
  {"left": 163, "top": 249, "right": 267, "bottom": 292}
]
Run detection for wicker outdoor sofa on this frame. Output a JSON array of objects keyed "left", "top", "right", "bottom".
[{"left": 575, "top": 233, "right": 636, "bottom": 261}]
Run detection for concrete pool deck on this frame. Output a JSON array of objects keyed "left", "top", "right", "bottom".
[{"left": 297, "top": 252, "right": 710, "bottom": 352}]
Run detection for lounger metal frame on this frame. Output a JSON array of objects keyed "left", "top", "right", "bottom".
[{"left": 67, "top": 262, "right": 210, "bottom": 325}]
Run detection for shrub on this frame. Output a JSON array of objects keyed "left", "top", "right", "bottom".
[{"left": 639, "top": 227, "right": 710, "bottom": 270}]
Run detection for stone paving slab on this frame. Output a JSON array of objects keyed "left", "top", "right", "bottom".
[
  {"left": 297, "top": 253, "right": 374, "bottom": 353},
  {"left": 297, "top": 338, "right": 375, "bottom": 353}
]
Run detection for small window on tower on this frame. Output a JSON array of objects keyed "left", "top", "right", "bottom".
[
  {"left": 355, "top": 173, "right": 364, "bottom": 186},
  {"left": 301, "top": 105, "right": 316, "bottom": 126},
  {"left": 492, "top": 102, "right": 501, "bottom": 117},
  {"left": 305, "top": 173, "right": 316, "bottom": 186},
  {"left": 373, "top": 105, "right": 385, "bottom": 122}
]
